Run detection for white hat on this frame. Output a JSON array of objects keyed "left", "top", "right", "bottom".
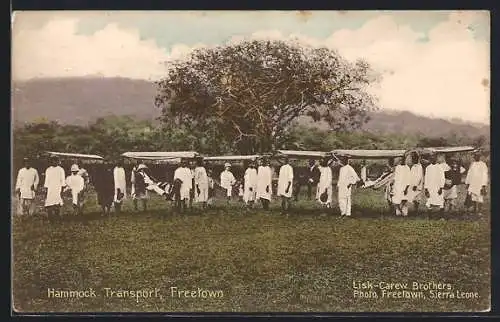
[
  {"left": 224, "top": 163, "right": 231, "bottom": 168},
  {"left": 71, "top": 164, "right": 79, "bottom": 172},
  {"left": 137, "top": 164, "right": 148, "bottom": 170}
]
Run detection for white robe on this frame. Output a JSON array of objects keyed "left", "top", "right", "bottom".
[
  {"left": 316, "top": 166, "right": 333, "bottom": 205},
  {"left": 465, "top": 161, "right": 488, "bottom": 203},
  {"left": 44, "top": 166, "right": 65, "bottom": 207},
  {"left": 194, "top": 166, "right": 209, "bottom": 202},
  {"left": 113, "top": 166, "right": 127, "bottom": 202},
  {"left": 244, "top": 168, "right": 258, "bottom": 202},
  {"left": 15, "top": 167, "right": 39, "bottom": 199},
  {"left": 256, "top": 166, "right": 272, "bottom": 201},
  {"left": 392, "top": 164, "right": 411, "bottom": 204},
  {"left": 65, "top": 174, "right": 84, "bottom": 205},
  {"left": 174, "top": 167, "right": 192, "bottom": 200},
  {"left": 337, "top": 165, "right": 359, "bottom": 198},
  {"left": 277, "top": 164, "right": 294, "bottom": 198},
  {"left": 406, "top": 163, "right": 423, "bottom": 202},
  {"left": 220, "top": 170, "right": 236, "bottom": 197},
  {"left": 424, "top": 163, "right": 445, "bottom": 208},
  {"left": 337, "top": 164, "right": 360, "bottom": 216}
]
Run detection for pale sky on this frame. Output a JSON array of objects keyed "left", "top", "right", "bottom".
[{"left": 12, "top": 11, "right": 490, "bottom": 123}]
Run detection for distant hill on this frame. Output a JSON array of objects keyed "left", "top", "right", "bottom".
[{"left": 12, "top": 77, "right": 489, "bottom": 138}]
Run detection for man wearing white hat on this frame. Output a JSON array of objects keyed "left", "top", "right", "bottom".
[
  {"left": 220, "top": 163, "right": 236, "bottom": 202},
  {"left": 43, "top": 155, "right": 66, "bottom": 221},
  {"left": 65, "top": 164, "right": 85, "bottom": 215},
  {"left": 15, "top": 157, "right": 39, "bottom": 216}
]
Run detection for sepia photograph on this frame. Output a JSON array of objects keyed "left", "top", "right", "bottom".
[{"left": 11, "top": 10, "right": 490, "bottom": 313}]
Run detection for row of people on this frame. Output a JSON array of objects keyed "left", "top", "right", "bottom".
[
  {"left": 14, "top": 151, "right": 488, "bottom": 218},
  {"left": 383, "top": 151, "right": 488, "bottom": 216}
]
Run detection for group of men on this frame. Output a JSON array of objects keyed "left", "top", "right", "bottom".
[
  {"left": 14, "top": 150, "right": 489, "bottom": 219},
  {"left": 382, "top": 151, "right": 488, "bottom": 216}
]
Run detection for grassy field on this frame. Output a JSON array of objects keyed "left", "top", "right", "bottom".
[{"left": 12, "top": 186, "right": 490, "bottom": 313}]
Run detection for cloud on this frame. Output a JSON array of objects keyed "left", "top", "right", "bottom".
[
  {"left": 12, "top": 18, "right": 170, "bottom": 81},
  {"left": 12, "top": 12, "right": 489, "bottom": 123},
  {"left": 247, "top": 12, "right": 490, "bottom": 123}
]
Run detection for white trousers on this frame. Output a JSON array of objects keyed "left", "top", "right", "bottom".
[{"left": 338, "top": 195, "right": 352, "bottom": 216}]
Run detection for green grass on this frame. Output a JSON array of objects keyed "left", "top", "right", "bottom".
[{"left": 12, "top": 186, "right": 490, "bottom": 312}]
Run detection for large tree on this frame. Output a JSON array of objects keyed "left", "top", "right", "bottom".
[{"left": 155, "top": 39, "right": 378, "bottom": 153}]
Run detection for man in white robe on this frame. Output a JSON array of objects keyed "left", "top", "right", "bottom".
[
  {"left": 15, "top": 157, "right": 39, "bottom": 216},
  {"left": 194, "top": 158, "right": 209, "bottom": 209},
  {"left": 277, "top": 157, "right": 294, "bottom": 214},
  {"left": 220, "top": 163, "right": 236, "bottom": 202},
  {"left": 392, "top": 156, "right": 411, "bottom": 216},
  {"left": 244, "top": 160, "right": 258, "bottom": 208},
  {"left": 65, "top": 164, "right": 85, "bottom": 215},
  {"left": 406, "top": 152, "right": 424, "bottom": 213},
  {"left": 337, "top": 156, "right": 360, "bottom": 217},
  {"left": 44, "top": 156, "right": 66, "bottom": 220},
  {"left": 424, "top": 154, "right": 446, "bottom": 211},
  {"left": 465, "top": 151, "right": 488, "bottom": 214},
  {"left": 257, "top": 157, "right": 273, "bottom": 210},
  {"left": 174, "top": 160, "right": 193, "bottom": 213},
  {"left": 113, "top": 159, "right": 127, "bottom": 214},
  {"left": 316, "top": 158, "right": 333, "bottom": 208}
]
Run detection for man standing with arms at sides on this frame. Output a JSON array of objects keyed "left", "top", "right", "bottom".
[
  {"left": 65, "top": 164, "right": 85, "bottom": 216},
  {"left": 424, "top": 154, "right": 446, "bottom": 214},
  {"left": 243, "top": 160, "right": 258, "bottom": 209},
  {"left": 113, "top": 158, "right": 127, "bottom": 214},
  {"left": 337, "top": 155, "right": 360, "bottom": 217},
  {"left": 465, "top": 151, "right": 488, "bottom": 215},
  {"left": 307, "top": 159, "right": 321, "bottom": 200},
  {"left": 15, "top": 157, "right": 39, "bottom": 217},
  {"left": 316, "top": 157, "right": 333, "bottom": 210},
  {"left": 257, "top": 157, "right": 273, "bottom": 211},
  {"left": 43, "top": 156, "right": 65, "bottom": 222},
  {"left": 277, "top": 156, "right": 294, "bottom": 215},
  {"left": 406, "top": 152, "right": 424, "bottom": 214},
  {"left": 194, "top": 157, "right": 209, "bottom": 211},
  {"left": 220, "top": 163, "right": 236, "bottom": 203},
  {"left": 174, "top": 159, "right": 192, "bottom": 213},
  {"left": 94, "top": 161, "right": 115, "bottom": 216}
]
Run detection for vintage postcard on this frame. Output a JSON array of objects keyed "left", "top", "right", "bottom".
[{"left": 11, "top": 10, "right": 490, "bottom": 313}]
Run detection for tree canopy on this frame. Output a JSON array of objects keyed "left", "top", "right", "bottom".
[{"left": 154, "top": 39, "right": 378, "bottom": 154}]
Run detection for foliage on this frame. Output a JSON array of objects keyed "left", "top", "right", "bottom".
[
  {"left": 12, "top": 116, "right": 489, "bottom": 172},
  {"left": 154, "top": 40, "right": 378, "bottom": 153}
]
